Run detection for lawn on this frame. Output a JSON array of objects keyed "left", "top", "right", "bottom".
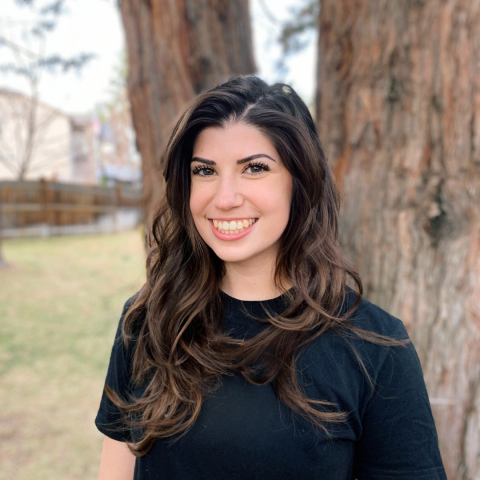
[{"left": 0, "top": 230, "right": 146, "bottom": 480}]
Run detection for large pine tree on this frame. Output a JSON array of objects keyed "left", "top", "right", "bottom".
[{"left": 317, "top": 1, "right": 480, "bottom": 478}]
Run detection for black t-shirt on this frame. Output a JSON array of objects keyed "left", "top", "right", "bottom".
[{"left": 95, "top": 290, "right": 446, "bottom": 480}]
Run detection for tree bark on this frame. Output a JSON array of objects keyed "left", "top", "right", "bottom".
[
  {"left": 317, "top": 1, "right": 480, "bottom": 479},
  {"left": 119, "top": 0, "right": 256, "bottom": 234}
]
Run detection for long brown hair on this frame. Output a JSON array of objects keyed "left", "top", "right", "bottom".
[{"left": 107, "top": 76, "right": 404, "bottom": 455}]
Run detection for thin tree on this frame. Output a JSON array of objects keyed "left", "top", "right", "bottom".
[
  {"left": 317, "top": 2, "right": 480, "bottom": 479},
  {"left": 0, "top": 0, "right": 94, "bottom": 180},
  {"left": 119, "top": 0, "right": 256, "bottom": 234}
]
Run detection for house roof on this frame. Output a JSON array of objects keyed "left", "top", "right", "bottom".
[{"left": 0, "top": 87, "right": 89, "bottom": 121}]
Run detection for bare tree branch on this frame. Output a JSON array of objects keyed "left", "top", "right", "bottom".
[
  {"left": 39, "top": 0, "right": 67, "bottom": 16},
  {"left": 31, "top": 139, "right": 69, "bottom": 161},
  {"left": 38, "top": 52, "right": 96, "bottom": 73},
  {"left": 257, "top": 0, "right": 282, "bottom": 26},
  {"left": 0, "top": 142, "right": 21, "bottom": 175},
  {"left": 0, "top": 34, "right": 38, "bottom": 59},
  {"left": 28, "top": 148, "right": 70, "bottom": 172},
  {"left": 0, "top": 138, "right": 17, "bottom": 161},
  {"left": 13, "top": 106, "right": 25, "bottom": 166},
  {"left": 0, "top": 0, "right": 94, "bottom": 179},
  {"left": 34, "top": 108, "right": 59, "bottom": 134},
  {"left": 278, "top": 0, "right": 318, "bottom": 56}
]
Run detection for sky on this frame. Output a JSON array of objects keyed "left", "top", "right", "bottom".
[{"left": 0, "top": 0, "right": 317, "bottom": 115}]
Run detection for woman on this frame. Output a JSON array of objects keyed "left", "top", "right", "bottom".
[{"left": 96, "top": 76, "right": 446, "bottom": 480}]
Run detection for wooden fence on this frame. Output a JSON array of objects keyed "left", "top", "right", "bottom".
[{"left": 0, "top": 180, "right": 143, "bottom": 237}]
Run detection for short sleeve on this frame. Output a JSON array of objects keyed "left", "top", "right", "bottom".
[
  {"left": 353, "top": 337, "right": 447, "bottom": 479},
  {"left": 95, "top": 297, "right": 136, "bottom": 442}
]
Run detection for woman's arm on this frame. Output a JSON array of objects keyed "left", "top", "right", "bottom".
[{"left": 98, "top": 436, "right": 136, "bottom": 480}]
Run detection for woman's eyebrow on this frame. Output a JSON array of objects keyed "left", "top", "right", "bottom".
[
  {"left": 191, "top": 154, "right": 276, "bottom": 165},
  {"left": 191, "top": 157, "right": 215, "bottom": 165},
  {"left": 237, "top": 154, "right": 276, "bottom": 164}
]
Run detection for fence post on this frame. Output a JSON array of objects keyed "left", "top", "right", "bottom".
[
  {"left": 0, "top": 184, "right": 6, "bottom": 267},
  {"left": 0, "top": 183, "right": 3, "bottom": 242},
  {"left": 40, "top": 178, "right": 49, "bottom": 237},
  {"left": 113, "top": 185, "right": 120, "bottom": 233}
]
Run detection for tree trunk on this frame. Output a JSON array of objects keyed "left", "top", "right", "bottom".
[
  {"left": 119, "top": 0, "right": 256, "bottom": 235},
  {"left": 0, "top": 241, "right": 6, "bottom": 268},
  {"left": 317, "top": 1, "right": 480, "bottom": 479},
  {"left": 0, "top": 197, "right": 6, "bottom": 268},
  {"left": 17, "top": 82, "right": 39, "bottom": 181}
]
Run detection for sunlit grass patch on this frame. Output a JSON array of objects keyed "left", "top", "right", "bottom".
[{"left": 0, "top": 230, "right": 146, "bottom": 480}]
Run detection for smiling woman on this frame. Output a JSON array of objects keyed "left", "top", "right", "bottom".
[
  {"left": 95, "top": 76, "right": 446, "bottom": 480},
  {"left": 189, "top": 123, "right": 292, "bottom": 290}
]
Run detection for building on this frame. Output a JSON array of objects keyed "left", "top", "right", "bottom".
[{"left": 0, "top": 88, "right": 97, "bottom": 184}]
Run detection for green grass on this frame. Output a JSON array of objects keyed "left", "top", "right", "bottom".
[{"left": 0, "top": 231, "right": 146, "bottom": 480}]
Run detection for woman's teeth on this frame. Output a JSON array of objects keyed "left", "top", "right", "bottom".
[{"left": 212, "top": 218, "right": 256, "bottom": 234}]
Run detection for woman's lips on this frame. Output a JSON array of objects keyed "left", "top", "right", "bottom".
[{"left": 209, "top": 219, "right": 258, "bottom": 240}]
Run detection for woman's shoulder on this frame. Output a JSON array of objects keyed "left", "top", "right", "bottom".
[
  {"left": 341, "top": 287, "right": 408, "bottom": 340},
  {"left": 122, "top": 291, "right": 141, "bottom": 316},
  {"left": 111, "top": 291, "right": 144, "bottom": 346},
  {"left": 296, "top": 291, "right": 421, "bottom": 415},
  {"left": 298, "top": 289, "right": 412, "bottom": 381}
]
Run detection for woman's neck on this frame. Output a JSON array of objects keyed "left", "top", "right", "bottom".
[{"left": 220, "top": 262, "right": 292, "bottom": 301}]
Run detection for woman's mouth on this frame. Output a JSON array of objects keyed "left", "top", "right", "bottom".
[
  {"left": 209, "top": 218, "right": 258, "bottom": 240},
  {"left": 212, "top": 218, "right": 257, "bottom": 234}
]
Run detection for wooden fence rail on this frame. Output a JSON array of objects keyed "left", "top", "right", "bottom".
[{"left": 0, "top": 180, "right": 143, "bottom": 237}]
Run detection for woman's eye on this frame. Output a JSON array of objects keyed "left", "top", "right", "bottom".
[
  {"left": 192, "top": 166, "right": 215, "bottom": 176},
  {"left": 192, "top": 162, "right": 270, "bottom": 176},
  {"left": 245, "top": 162, "right": 270, "bottom": 174}
]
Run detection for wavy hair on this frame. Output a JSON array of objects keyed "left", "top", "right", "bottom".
[{"left": 107, "top": 76, "right": 403, "bottom": 455}]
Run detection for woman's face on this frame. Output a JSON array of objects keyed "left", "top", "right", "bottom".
[{"left": 189, "top": 121, "right": 293, "bottom": 268}]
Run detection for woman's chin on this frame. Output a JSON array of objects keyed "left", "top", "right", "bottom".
[
  {"left": 212, "top": 251, "right": 255, "bottom": 265},
  {"left": 210, "top": 243, "right": 279, "bottom": 267}
]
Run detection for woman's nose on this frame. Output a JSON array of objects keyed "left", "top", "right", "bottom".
[{"left": 213, "top": 176, "right": 243, "bottom": 210}]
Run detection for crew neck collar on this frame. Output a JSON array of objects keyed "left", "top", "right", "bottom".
[
  {"left": 219, "top": 288, "right": 293, "bottom": 303},
  {"left": 219, "top": 289, "right": 295, "bottom": 317}
]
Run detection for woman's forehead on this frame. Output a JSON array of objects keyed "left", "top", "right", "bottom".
[{"left": 192, "top": 123, "right": 278, "bottom": 161}]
